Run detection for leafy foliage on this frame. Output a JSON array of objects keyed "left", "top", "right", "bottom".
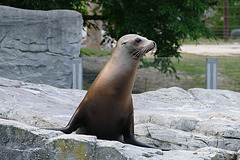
[
  {"left": 0, "top": 0, "right": 215, "bottom": 75},
  {"left": 98, "top": 0, "right": 215, "bottom": 74}
]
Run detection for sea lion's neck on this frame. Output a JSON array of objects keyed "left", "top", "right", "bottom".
[
  {"left": 93, "top": 49, "right": 139, "bottom": 97},
  {"left": 110, "top": 47, "right": 139, "bottom": 75},
  {"left": 107, "top": 52, "right": 139, "bottom": 90}
]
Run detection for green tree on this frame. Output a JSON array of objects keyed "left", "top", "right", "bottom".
[
  {"left": 0, "top": 0, "right": 215, "bottom": 75},
  {"left": 99, "top": 0, "right": 215, "bottom": 74}
]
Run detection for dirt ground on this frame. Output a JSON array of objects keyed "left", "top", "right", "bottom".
[{"left": 180, "top": 44, "right": 240, "bottom": 56}]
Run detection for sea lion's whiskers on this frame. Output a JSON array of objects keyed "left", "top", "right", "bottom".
[
  {"left": 137, "top": 46, "right": 148, "bottom": 58},
  {"left": 131, "top": 49, "right": 141, "bottom": 58},
  {"left": 134, "top": 50, "right": 143, "bottom": 58},
  {"left": 132, "top": 46, "right": 149, "bottom": 58}
]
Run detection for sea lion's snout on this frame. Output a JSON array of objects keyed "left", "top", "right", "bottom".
[
  {"left": 148, "top": 40, "right": 157, "bottom": 55},
  {"left": 152, "top": 41, "right": 157, "bottom": 50},
  {"left": 152, "top": 41, "right": 156, "bottom": 47}
]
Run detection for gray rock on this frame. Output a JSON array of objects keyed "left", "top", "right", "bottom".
[
  {"left": 231, "top": 29, "right": 240, "bottom": 39},
  {"left": 0, "top": 77, "right": 240, "bottom": 159},
  {"left": 0, "top": 118, "right": 60, "bottom": 160},
  {"left": 0, "top": 118, "right": 165, "bottom": 160},
  {"left": 133, "top": 88, "right": 240, "bottom": 151},
  {"left": 1, "top": 118, "right": 237, "bottom": 160},
  {"left": 0, "top": 5, "right": 82, "bottom": 88},
  {"left": 196, "top": 147, "right": 237, "bottom": 160},
  {"left": 48, "top": 134, "right": 97, "bottom": 160}
]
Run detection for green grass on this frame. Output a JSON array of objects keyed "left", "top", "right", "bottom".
[
  {"left": 174, "top": 53, "right": 207, "bottom": 75},
  {"left": 218, "top": 57, "right": 240, "bottom": 90},
  {"left": 81, "top": 47, "right": 240, "bottom": 92},
  {"left": 142, "top": 52, "right": 240, "bottom": 91},
  {"left": 174, "top": 60, "right": 205, "bottom": 75},
  {"left": 171, "top": 55, "right": 206, "bottom": 89},
  {"left": 174, "top": 53, "right": 240, "bottom": 91},
  {"left": 80, "top": 48, "right": 112, "bottom": 57}
]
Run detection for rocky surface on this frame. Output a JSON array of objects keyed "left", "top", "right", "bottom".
[
  {"left": 0, "top": 5, "right": 82, "bottom": 88},
  {"left": 0, "top": 77, "right": 239, "bottom": 159},
  {"left": 0, "top": 118, "right": 238, "bottom": 160}
]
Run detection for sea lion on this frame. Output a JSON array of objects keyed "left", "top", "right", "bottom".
[{"left": 51, "top": 34, "right": 158, "bottom": 148}]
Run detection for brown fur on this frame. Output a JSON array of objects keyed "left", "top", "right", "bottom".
[{"left": 51, "top": 34, "right": 157, "bottom": 148}]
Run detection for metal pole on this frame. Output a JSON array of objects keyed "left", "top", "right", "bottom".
[
  {"left": 223, "top": 0, "right": 229, "bottom": 41},
  {"left": 73, "top": 63, "right": 77, "bottom": 89},
  {"left": 206, "top": 58, "right": 217, "bottom": 89},
  {"left": 72, "top": 58, "right": 83, "bottom": 90},
  {"left": 78, "top": 58, "right": 83, "bottom": 90}
]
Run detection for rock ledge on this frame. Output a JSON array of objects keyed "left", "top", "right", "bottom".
[{"left": 0, "top": 77, "right": 240, "bottom": 159}]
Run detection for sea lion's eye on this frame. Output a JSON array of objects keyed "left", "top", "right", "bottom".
[
  {"left": 121, "top": 41, "right": 127, "bottom": 45},
  {"left": 135, "top": 38, "right": 142, "bottom": 43}
]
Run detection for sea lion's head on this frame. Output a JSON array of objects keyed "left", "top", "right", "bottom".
[{"left": 117, "top": 34, "right": 157, "bottom": 59}]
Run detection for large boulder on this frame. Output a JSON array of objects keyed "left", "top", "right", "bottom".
[
  {"left": 231, "top": 29, "right": 240, "bottom": 39},
  {"left": 0, "top": 77, "right": 239, "bottom": 159},
  {"left": 0, "top": 5, "right": 82, "bottom": 88},
  {"left": 133, "top": 88, "right": 240, "bottom": 151},
  {"left": 0, "top": 118, "right": 165, "bottom": 160}
]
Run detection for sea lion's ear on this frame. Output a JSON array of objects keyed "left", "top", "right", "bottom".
[{"left": 121, "top": 41, "right": 128, "bottom": 45}]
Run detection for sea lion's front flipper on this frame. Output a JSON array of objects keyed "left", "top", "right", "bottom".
[
  {"left": 44, "top": 127, "right": 73, "bottom": 134},
  {"left": 46, "top": 107, "right": 84, "bottom": 134},
  {"left": 122, "top": 114, "right": 154, "bottom": 148},
  {"left": 122, "top": 114, "right": 171, "bottom": 151}
]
